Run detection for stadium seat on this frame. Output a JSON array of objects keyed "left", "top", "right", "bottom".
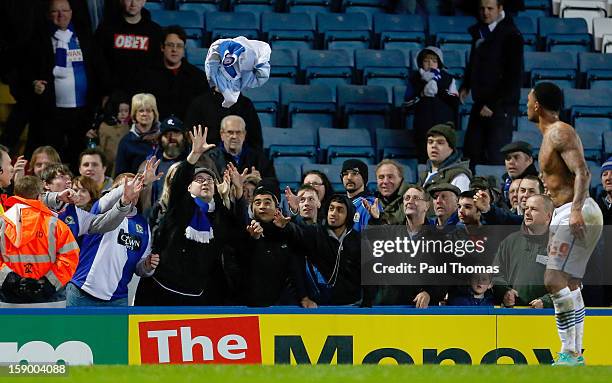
[
  {"left": 395, "top": 158, "right": 418, "bottom": 184},
  {"left": 538, "top": 17, "right": 592, "bottom": 52},
  {"left": 559, "top": 0, "right": 608, "bottom": 34},
  {"left": 185, "top": 47, "right": 208, "bottom": 70},
  {"left": 319, "top": 128, "right": 375, "bottom": 164},
  {"left": 299, "top": 50, "right": 353, "bottom": 89},
  {"left": 375, "top": 129, "right": 417, "bottom": 161},
  {"left": 524, "top": 51, "right": 578, "bottom": 88},
  {"left": 317, "top": 13, "right": 371, "bottom": 53},
  {"left": 438, "top": 50, "right": 466, "bottom": 87},
  {"left": 263, "top": 127, "right": 318, "bottom": 161},
  {"left": 233, "top": 0, "right": 277, "bottom": 23},
  {"left": 337, "top": 85, "right": 390, "bottom": 136},
  {"left": 564, "top": 88, "right": 612, "bottom": 122},
  {"left": 593, "top": 17, "right": 612, "bottom": 51},
  {"left": 268, "top": 49, "right": 299, "bottom": 86},
  {"left": 286, "top": 0, "right": 331, "bottom": 26},
  {"left": 576, "top": 117, "right": 612, "bottom": 137},
  {"left": 206, "top": 12, "right": 259, "bottom": 41},
  {"left": 580, "top": 130, "right": 604, "bottom": 162},
  {"left": 281, "top": 83, "right": 336, "bottom": 131},
  {"left": 604, "top": 130, "right": 612, "bottom": 155},
  {"left": 355, "top": 49, "right": 409, "bottom": 102},
  {"left": 144, "top": 2, "right": 165, "bottom": 11},
  {"left": 150, "top": 10, "right": 204, "bottom": 42},
  {"left": 579, "top": 52, "right": 612, "bottom": 89},
  {"left": 517, "top": 88, "right": 532, "bottom": 117},
  {"left": 177, "top": 3, "right": 220, "bottom": 19},
  {"left": 392, "top": 85, "right": 413, "bottom": 130},
  {"left": 242, "top": 83, "right": 279, "bottom": 128},
  {"left": 342, "top": 0, "right": 388, "bottom": 26},
  {"left": 374, "top": 14, "right": 426, "bottom": 53},
  {"left": 516, "top": 117, "right": 541, "bottom": 135},
  {"left": 427, "top": 15, "right": 476, "bottom": 58},
  {"left": 274, "top": 162, "right": 302, "bottom": 190},
  {"left": 512, "top": 131, "right": 542, "bottom": 155},
  {"left": 525, "top": 0, "right": 552, "bottom": 14},
  {"left": 475, "top": 165, "right": 507, "bottom": 182},
  {"left": 588, "top": 160, "right": 603, "bottom": 196},
  {"left": 514, "top": 16, "right": 538, "bottom": 51},
  {"left": 261, "top": 13, "right": 315, "bottom": 52}
]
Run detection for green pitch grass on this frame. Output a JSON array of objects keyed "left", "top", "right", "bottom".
[{"left": 13, "top": 365, "right": 612, "bottom": 383}]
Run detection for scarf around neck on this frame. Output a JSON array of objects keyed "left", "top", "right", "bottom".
[{"left": 185, "top": 196, "right": 215, "bottom": 244}]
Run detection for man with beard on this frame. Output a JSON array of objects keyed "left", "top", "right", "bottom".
[
  {"left": 150, "top": 116, "right": 187, "bottom": 204},
  {"left": 341, "top": 159, "right": 377, "bottom": 231}
]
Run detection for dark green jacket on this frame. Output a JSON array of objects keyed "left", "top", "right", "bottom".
[
  {"left": 378, "top": 183, "right": 411, "bottom": 225},
  {"left": 492, "top": 226, "right": 553, "bottom": 308}
]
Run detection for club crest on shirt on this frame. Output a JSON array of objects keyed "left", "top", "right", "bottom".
[
  {"left": 65, "top": 216, "right": 75, "bottom": 225},
  {"left": 136, "top": 224, "right": 144, "bottom": 234}
]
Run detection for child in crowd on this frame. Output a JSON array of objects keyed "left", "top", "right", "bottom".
[
  {"left": 448, "top": 273, "right": 494, "bottom": 306},
  {"left": 72, "top": 175, "right": 101, "bottom": 212},
  {"left": 405, "top": 46, "right": 459, "bottom": 162},
  {"left": 97, "top": 91, "right": 131, "bottom": 175}
]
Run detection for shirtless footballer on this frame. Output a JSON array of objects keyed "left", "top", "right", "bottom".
[{"left": 527, "top": 82, "right": 604, "bottom": 366}]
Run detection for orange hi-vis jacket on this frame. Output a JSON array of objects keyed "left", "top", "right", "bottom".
[{"left": 0, "top": 196, "right": 79, "bottom": 290}]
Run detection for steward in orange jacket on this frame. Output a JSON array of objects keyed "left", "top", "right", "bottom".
[{"left": 0, "top": 196, "right": 79, "bottom": 303}]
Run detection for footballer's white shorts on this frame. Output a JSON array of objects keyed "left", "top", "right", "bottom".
[{"left": 547, "top": 197, "right": 603, "bottom": 279}]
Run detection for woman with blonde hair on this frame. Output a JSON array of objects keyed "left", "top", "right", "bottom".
[
  {"left": 72, "top": 175, "right": 101, "bottom": 211},
  {"left": 114, "top": 93, "right": 160, "bottom": 176},
  {"left": 28, "top": 146, "right": 61, "bottom": 177},
  {"left": 148, "top": 162, "right": 181, "bottom": 242}
]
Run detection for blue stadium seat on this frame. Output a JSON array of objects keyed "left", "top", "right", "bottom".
[
  {"left": 341, "top": 0, "right": 387, "bottom": 26},
  {"left": 575, "top": 117, "right": 612, "bottom": 137},
  {"left": 355, "top": 49, "right": 409, "bottom": 102},
  {"left": 580, "top": 130, "right": 604, "bottom": 162},
  {"left": 395, "top": 158, "right": 418, "bottom": 184},
  {"left": 286, "top": 0, "right": 331, "bottom": 26},
  {"left": 579, "top": 52, "right": 612, "bottom": 89},
  {"left": 242, "top": 83, "right": 279, "bottom": 128},
  {"left": 374, "top": 14, "right": 426, "bottom": 53},
  {"left": 263, "top": 127, "right": 318, "bottom": 161},
  {"left": 337, "top": 85, "right": 390, "bottom": 136},
  {"left": 604, "top": 131, "right": 612, "bottom": 155},
  {"left": 177, "top": 3, "right": 220, "bottom": 19},
  {"left": 376, "top": 129, "right": 417, "bottom": 161},
  {"left": 206, "top": 12, "right": 259, "bottom": 41},
  {"left": 427, "top": 15, "right": 476, "bottom": 58},
  {"left": 524, "top": 51, "right": 578, "bottom": 88},
  {"left": 317, "top": 13, "right": 371, "bottom": 53},
  {"left": 564, "top": 88, "right": 612, "bottom": 123},
  {"left": 262, "top": 13, "right": 315, "bottom": 51},
  {"left": 269, "top": 49, "right": 298, "bottom": 86},
  {"left": 524, "top": 0, "right": 552, "bottom": 15},
  {"left": 281, "top": 84, "right": 336, "bottom": 131},
  {"left": 475, "top": 165, "right": 507, "bottom": 182},
  {"left": 150, "top": 10, "right": 204, "bottom": 42},
  {"left": 299, "top": 50, "right": 353, "bottom": 89},
  {"left": 514, "top": 16, "right": 537, "bottom": 51},
  {"left": 185, "top": 47, "right": 208, "bottom": 70},
  {"left": 274, "top": 162, "right": 302, "bottom": 190},
  {"left": 319, "top": 128, "right": 375, "bottom": 164},
  {"left": 538, "top": 17, "right": 592, "bottom": 52},
  {"left": 588, "top": 161, "right": 603, "bottom": 196},
  {"left": 233, "top": 1, "right": 276, "bottom": 24},
  {"left": 392, "top": 85, "right": 413, "bottom": 130},
  {"left": 513, "top": 131, "right": 542, "bottom": 155},
  {"left": 145, "top": 2, "right": 165, "bottom": 11},
  {"left": 516, "top": 117, "right": 540, "bottom": 135},
  {"left": 517, "top": 88, "right": 532, "bottom": 117}
]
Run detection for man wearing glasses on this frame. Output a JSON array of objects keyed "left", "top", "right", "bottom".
[{"left": 133, "top": 26, "right": 209, "bottom": 120}]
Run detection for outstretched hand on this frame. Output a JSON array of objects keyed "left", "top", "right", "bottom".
[
  {"left": 272, "top": 209, "right": 291, "bottom": 229},
  {"left": 285, "top": 186, "right": 299, "bottom": 213},
  {"left": 143, "top": 156, "right": 163, "bottom": 185},
  {"left": 122, "top": 173, "right": 144, "bottom": 205},
  {"left": 362, "top": 198, "right": 381, "bottom": 220},
  {"left": 188, "top": 125, "right": 216, "bottom": 155},
  {"left": 246, "top": 220, "right": 264, "bottom": 240}
]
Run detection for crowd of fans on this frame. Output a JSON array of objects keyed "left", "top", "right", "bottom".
[{"left": 0, "top": 0, "right": 610, "bottom": 308}]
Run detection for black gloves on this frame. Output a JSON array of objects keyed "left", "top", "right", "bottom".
[{"left": 1, "top": 272, "right": 57, "bottom": 303}]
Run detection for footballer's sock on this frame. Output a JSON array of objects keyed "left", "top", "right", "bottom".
[
  {"left": 572, "top": 288, "right": 585, "bottom": 356},
  {"left": 552, "top": 287, "right": 576, "bottom": 354}
]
